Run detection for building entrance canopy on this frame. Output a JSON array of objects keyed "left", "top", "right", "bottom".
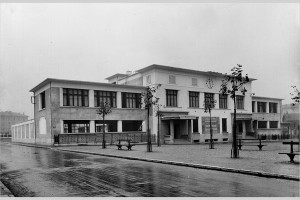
[
  {"left": 161, "top": 115, "right": 197, "bottom": 120},
  {"left": 231, "top": 113, "right": 252, "bottom": 121}
]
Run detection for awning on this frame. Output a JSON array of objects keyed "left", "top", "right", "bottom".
[{"left": 161, "top": 115, "right": 198, "bottom": 120}]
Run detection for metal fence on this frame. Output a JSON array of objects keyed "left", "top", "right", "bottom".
[{"left": 57, "top": 132, "right": 156, "bottom": 145}]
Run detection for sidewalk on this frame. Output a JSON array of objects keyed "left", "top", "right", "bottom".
[
  {"left": 0, "top": 181, "right": 14, "bottom": 197},
  {"left": 53, "top": 141, "right": 299, "bottom": 181}
]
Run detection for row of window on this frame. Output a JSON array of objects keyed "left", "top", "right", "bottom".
[
  {"left": 146, "top": 74, "right": 201, "bottom": 87},
  {"left": 252, "top": 101, "right": 278, "bottom": 113},
  {"left": 257, "top": 121, "right": 278, "bottom": 128}
]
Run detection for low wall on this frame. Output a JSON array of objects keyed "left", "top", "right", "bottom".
[
  {"left": 256, "top": 129, "right": 282, "bottom": 136},
  {"left": 11, "top": 120, "right": 35, "bottom": 144}
]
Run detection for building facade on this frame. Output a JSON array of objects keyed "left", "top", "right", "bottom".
[
  {"left": 0, "top": 111, "right": 28, "bottom": 136},
  {"left": 12, "top": 64, "right": 284, "bottom": 145}
]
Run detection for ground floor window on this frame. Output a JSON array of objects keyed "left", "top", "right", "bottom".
[
  {"left": 64, "top": 120, "right": 90, "bottom": 133},
  {"left": 193, "top": 119, "right": 198, "bottom": 132},
  {"left": 222, "top": 118, "right": 227, "bottom": 132},
  {"left": 95, "top": 120, "right": 117, "bottom": 132},
  {"left": 122, "top": 120, "right": 143, "bottom": 132},
  {"left": 269, "top": 121, "right": 278, "bottom": 128},
  {"left": 258, "top": 121, "right": 267, "bottom": 129}
]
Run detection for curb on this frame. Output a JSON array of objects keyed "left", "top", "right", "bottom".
[{"left": 9, "top": 142, "right": 300, "bottom": 182}]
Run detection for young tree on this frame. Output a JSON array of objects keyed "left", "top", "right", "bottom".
[
  {"left": 141, "top": 85, "right": 160, "bottom": 152},
  {"left": 96, "top": 101, "right": 112, "bottom": 149},
  {"left": 204, "top": 98, "right": 217, "bottom": 149},
  {"left": 290, "top": 86, "right": 299, "bottom": 106},
  {"left": 220, "top": 64, "right": 249, "bottom": 158}
]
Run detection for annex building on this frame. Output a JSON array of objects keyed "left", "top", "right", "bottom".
[{"left": 11, "top": 64, "right": 283, "bottom": 145}]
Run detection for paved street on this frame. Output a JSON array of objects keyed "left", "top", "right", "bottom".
[{"left": 0, "top": 142, "right": 299, "bottom": 197}]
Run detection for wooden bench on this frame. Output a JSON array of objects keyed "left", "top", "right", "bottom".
[
  {"left": 278, "top": 141, "right": 299, "bottom": 163},
  {"left": 116, "top": 139, "right": 135, "bottom": 150},
  {"left": 237, "top": 139, "right": 266, "bottom": 151}
]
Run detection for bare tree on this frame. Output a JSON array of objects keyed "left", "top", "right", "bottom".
[
  {"left": 96, "top": 101, "right": 112, "bottom": 149},
  {"left": 220, "top": 64, "right": 249, "bottom": 158},
  {"left": 290, "top": 86, "right": 299, "bottom": 106}
]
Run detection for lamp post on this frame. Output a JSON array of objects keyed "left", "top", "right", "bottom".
[{"left": 204, "top": 98, "right": 216, "bottom": 149}]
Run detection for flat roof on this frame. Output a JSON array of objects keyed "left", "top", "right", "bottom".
[
  {"left": 252, "top": 96, "right": 284, "bottom": 101},
  {"left": 30, "top": 78, "right": 146, "bottom": 92},
  {"left": 135, "top": 64, "right": 257, "bottom": 81},
  {"left": 105, "top": 73, "right": 127, "bottom": 80}
]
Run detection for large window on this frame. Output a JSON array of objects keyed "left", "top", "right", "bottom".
[
  {"left": 95, "top": 120, "right": 117, "bottom": 132},
  {"left": 270, "top": 121, "right": 278, "bottom": 128},
  {"left": 94, "top": 91, "right": 116, "bottom": 108},
  {"left": 63, "top": 88, "right": 89, "bottom": 107},
  {"left": 189, "top": 92, "right": 199, "bottom": 108},
  {"left": 122, "top": 120, "right": 143, "bottom": 132},
  {"left": 257, "top": 102, "right": 266, "bottom": 113},
  {"left": 219, "top": 94, "right": 227, "bottom": 109},
  {"left": 269, "top": 103, "right": 277, "bottom": 113},
  {"left": 40, "top": 91, "right": 46, "bottom": 109},
  {"left": 166, "top": 90, "right": 178, "bottom": 107},
  {"left": 258, "top": 121, "right": 267, "bottom": 129},
  {"left": 236, "top": 95, "right": 244, "bottom": 110},
  {"left": 122, "top": 93, "right": 141, "bottom": 108},
  {"left": 63, "top": 120, "right": 90, "bottom": 133},
  {"left": 204, "top": 93, "right": 214, "bottom": 108}
]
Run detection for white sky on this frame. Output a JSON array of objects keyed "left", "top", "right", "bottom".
[{"left": 0, "top": 3, "right": 299, "bottom": 119}]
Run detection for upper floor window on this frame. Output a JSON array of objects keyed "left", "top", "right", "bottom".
[
  {"left": 236, "top": 95, "right": 244, "bottom": 110},
  {"left": 166, "top": 89, "right": 178, "bottom": 107},
  {"left": 94, "top": 90, "right": 116, "bottom": 108},
  {"left": 122, "top": 93, "right": 141, "bottom": 108},
  {"left": 257, "top": 102, "right": 266, "bottom": 113},
  {"left": 169, "top": 75, "right": 176, "bottom": 84},
  {"left": 219, "top": 94, "right": 228, "bottom": 109},
  {"left": 191, "top": 78, "right": 197, "bottom": 86},
  {"left": 269, "top": 103, "right": 277, "bottom": 113},
  {"left": 258, "top": 121, "right": 267, "bottom": 129},
  {"left": 189, "top": 91, "right": 199, "bottom": 108},
  {"left": 40, "top": 91, "right": 46, "bottom": 109},
  {"left": 204, "top": 93, "right": 214, "bottom": 108},
  {"left": 63, "top": 88, "right": 89, "bottom": 107},
  {"left": 146, "top": 75, "right": 151, "bottom": 84}
]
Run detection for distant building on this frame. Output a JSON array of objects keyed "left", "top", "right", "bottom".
[
  {"left": 282, "top": 104, "right": 299, "bottom": 138},
  {"left": 0, "top": 111, "right": 28, "bottom": 136},
  {"left": 12, "top": 64, "right": 285, "bottom": 145}
]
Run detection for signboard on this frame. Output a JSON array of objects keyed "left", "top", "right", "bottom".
[
  {"left": 179, "top": 115, "right": 197, "bottom": 120},
  {"left": 202, "top": 117, "right": 220, "bottom": 134}
]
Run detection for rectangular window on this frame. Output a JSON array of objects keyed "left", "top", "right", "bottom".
[
  {"left": 63, "top": 120, "right": 90, "bottom": 133},
  {"left": 270, "top": 121, "right": 278, "bottom": 128},
  {"left": 192, "top": 78, "right": 197, "bottom": 86},
  {"left": 146, "top": 75, "right": 151, "bottom": 84},
  {"left": 94, "top": 91, "right": 116, "bottom": 108},
  {"left": 257, "top": 102, "right": 266, "bottom": 113},
  {"left": 189, "top": 92, "right": 199, "bottom": 108},
  {"left": 252, "top": 101, "right": 255, "bottom": 112},
  {"left": 236, "top": 95, "right": 244, "bottom": 110},
  {"left": 269, "top": 103, "right": 277, "bottom": 113},
  {"left": 219, "top": 94, "right": 227, "bottom": 109},
  {"left": 95, "top": 120, "right": 117, "bottom": 132},
  {"left": 169, "top": 75, "right": 176, "bottom": 84},
  {"left": 258, "top": 121, "right": 267, "bottom": 129},
  {"left": 166, "top": 90, "right": 178, "bottom": 107},
  {"left": 122, "top": 120, "right": 143, "bottom": 132},
  {"left": 63, "top": 88, "right": 89, "bottom": 107},
  {"left": 222, "top": 118, "right": 227, "bottom": 132},
  {"left": 122, "top": 92, "right": 141, "bottom": 108},
  {"left": 193, "top": 119, "right": 198, "bottom": 132},
  {"left": 204, "top": 93, "right": 215, "bottom": 108},
  {"left": 40, "top": 91, "right": 46, "bottom": 109}
]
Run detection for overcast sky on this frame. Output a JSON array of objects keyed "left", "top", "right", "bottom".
[{"left": 0, "top": 3, "right": 299, "bottom": 119}]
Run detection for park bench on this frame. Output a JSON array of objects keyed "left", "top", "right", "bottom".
[
  {"left": 278, "top": 141, "right": 299, "bottom": 163},
  {"left": 116, "top": 139, "right": 135, "bottom": 150},
  {"left": 237, "top": 139, "right": 266, "bottom": 151}
]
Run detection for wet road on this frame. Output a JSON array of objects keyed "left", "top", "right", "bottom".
[{"left": 0, "top": 142, "right": 299, "bottom": 197}]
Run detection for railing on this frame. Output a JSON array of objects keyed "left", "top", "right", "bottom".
[{"left": 56, "top": 132, "right": 156, "bottom": 145}]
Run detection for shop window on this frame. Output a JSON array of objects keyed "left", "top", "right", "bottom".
[
  {"left": 270, "top": 121, "right": 278, "bottom": 128},
  {"left": 189, "top": 91, "right": 199, "bottom": 108},
  {"left": 219, "top": 94, "right": 227, "bottom": 109},
  {"left": 166, "top": 90, "right": 178, "bottom": 107},
  {"left": 257, "top": 102, "right": 266, "bottom": 113},
  {"left": 63, "top": 120, "right": 90, "bottom": 133},
  {"left": 269, "top": 103, "right": 277, "bottom": 113},
  {"left": 236, "top": 95, "right": 244, "bottom": 109},
  {"left": 258, "top": 121, "right": 267, "bottom": 129},
  {"left": 94, "top": 90, "right": 116, "bottom": 108},
  {"left": 122, "top": 92, "right": 141, "bottom": 108},
  {"left": 63, "top": 88, "right": 89, "bottom": 107},
  {"left": 122, "top": 121, "right": 143, "bottom": 132},
  {"left": 95, "top": 120, "right": 117, "bottom": 132}
]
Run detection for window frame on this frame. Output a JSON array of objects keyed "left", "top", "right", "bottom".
[
  {"left": 257, "top": 102, "right": 267, "bottom": 113},
  {"left": 219, "top": 94, "right": 228, "bottom": 109},
  {"left": 269, "top": 103, "right": 277, "bottom": 113},
  {"left": 63, "top": 88, "right": 89, "bottom": 107},
  {"left": 94, "top": 90, "right": 117, "bottom": 108},
  {"left": 189, "top": 91, "right": 199, "bottom": 108},
  {"left": 121, "top": 92, "right": 141, "bottom": 108},
  {"left": 166, "top": 89, "right": 178, "bottom": 107},
  {"left": 204, "top": 93, "right": 215, "bottom": 108},
  {"left": 40, "top": 91, "right": 46, "bottom": 110},
  {"left": 236, "top": 95, "right": 244, "bottom": 110}
]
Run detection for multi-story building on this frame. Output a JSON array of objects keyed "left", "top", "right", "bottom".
[
  {"left": 12, "top": 64, "right": 283, "bottom": 145},
  {"left": 0, "top": 111, "right": 28, "bottom": 136}
]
